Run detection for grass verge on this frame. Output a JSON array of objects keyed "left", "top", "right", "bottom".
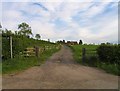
[{"left": 2, "top": 45, "right": 61, "bottom": 74}]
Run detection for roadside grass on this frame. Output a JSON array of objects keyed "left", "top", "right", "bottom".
[
  {"left": 98, "top": 63, "right": 119, "bottom": 75},
  {"left": 2, "top": 57, "right": 39, "bottom": 74},
  {"left": 2, "top": 44, "right": 61, "bottom": 74},
  {"left": 70, "top": 45, "right": 119, "bottom": 75}
]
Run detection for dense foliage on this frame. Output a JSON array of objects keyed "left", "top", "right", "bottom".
[{"left": 97, "top": 44, "right": 120, "bottom": 64}]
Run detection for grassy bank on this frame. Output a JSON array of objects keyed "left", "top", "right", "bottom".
[
  {"left": 70, "top": 45, "right": 119, "bottom": 75},
  {"left": 2, "top": 44, "right": 61, "bottom": 74}
]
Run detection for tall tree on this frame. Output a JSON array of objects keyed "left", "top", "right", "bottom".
[
  {"left": 79, "top": 40, "right": 83, "bottom": 45},
  {"left": 18, "top": 22, "right": 32, "bottom": 37},
  {"left": 48, "top": 39, "right": 50, "bottom": 42},
  {"left": 63, "top": 40, "right": 65, "bottom": 43},
  {"left": 35, "top": 34, "right": 41, "bottom": 40}
]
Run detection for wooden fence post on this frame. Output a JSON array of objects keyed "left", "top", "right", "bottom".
[
  {"left": 0, "top": 23, "right": 2, "bottom": 61},
  {"left": 35, "top": 46, "right": 39, "bottom": 57},
  {"left": 44, "top": 46, "right": 45, "bottom": 51},
  {"left": 10, "top": 36, "right": 13, "bottom": 59},
  {"left": 82, "top": 48, "right": 86, "bottom": 64}
]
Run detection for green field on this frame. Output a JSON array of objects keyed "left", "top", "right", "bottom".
[
  {"left": 70, "top": 45, "right": 99, "bottom": 63},
  {"left": 2, "top": 44, "right": 61, "bottom": 74}
]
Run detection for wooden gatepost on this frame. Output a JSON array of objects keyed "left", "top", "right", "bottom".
[
  {"left": 35, "top": 46, "right": 40, "bottom": 66},
  {"left": 82, "top": 48, "right": 86, "bottom": 64},
  {"left": 34, "top": 46, "right": 39, "bottom": 57}
]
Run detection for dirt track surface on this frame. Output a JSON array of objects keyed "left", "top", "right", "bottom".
[{"left": 3, "top": 45, "right": 118, "bottom": 89}]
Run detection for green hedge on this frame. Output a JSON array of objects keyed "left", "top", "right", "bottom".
[
  {"left": 2, "top": 35, "right": 31, "bottom": 59},
  {"left": 97, "top": 44, "right": 120, "bottom": 64}
]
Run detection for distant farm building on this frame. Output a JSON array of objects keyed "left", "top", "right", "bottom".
[
  {"left": 67, "top": 41, "right": 78, "bottom": 45},
  {"left": 57, "top": 40, "right": 78, "bottom": 45},
  {"left": 57, "top": 40, "right": 65, "bottom": 44}
]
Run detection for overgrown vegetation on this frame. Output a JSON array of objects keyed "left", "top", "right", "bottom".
[
  {"left": 70, "top": 44, "right": 120, "bottom": 75},
  {"left": 2, "top": 22, "right": 61, "bottom": 74},
  {"left": 97, "top": 44, "right": 120, "bottom": 64}
]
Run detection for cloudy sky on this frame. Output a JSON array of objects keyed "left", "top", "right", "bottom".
[{"left": 1, "top": 0, "right": 119, "bottom": 44}]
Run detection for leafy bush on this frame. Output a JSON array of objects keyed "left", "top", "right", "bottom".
[
  {"left": 2, "top": 37, "right": 11, "bottom": 59},
  {"left": 96, "top": 44, "right": 120, "bottom": 75},
  {"left": 2, "top": 35, "right": 31, "bottom": 59},
  {"left": 97, "top": 44, "right": 120, "bottom": 64}
]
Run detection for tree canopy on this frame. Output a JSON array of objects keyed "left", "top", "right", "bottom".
[
  {"left": 18, "top": 22, "right": 32, "bottom": 37},
  {"left": 35, "top": 34, "right": 41, "bottom": 40},
  {"left": 79, "top": 40, "right": 83, "bottom": 45}
]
